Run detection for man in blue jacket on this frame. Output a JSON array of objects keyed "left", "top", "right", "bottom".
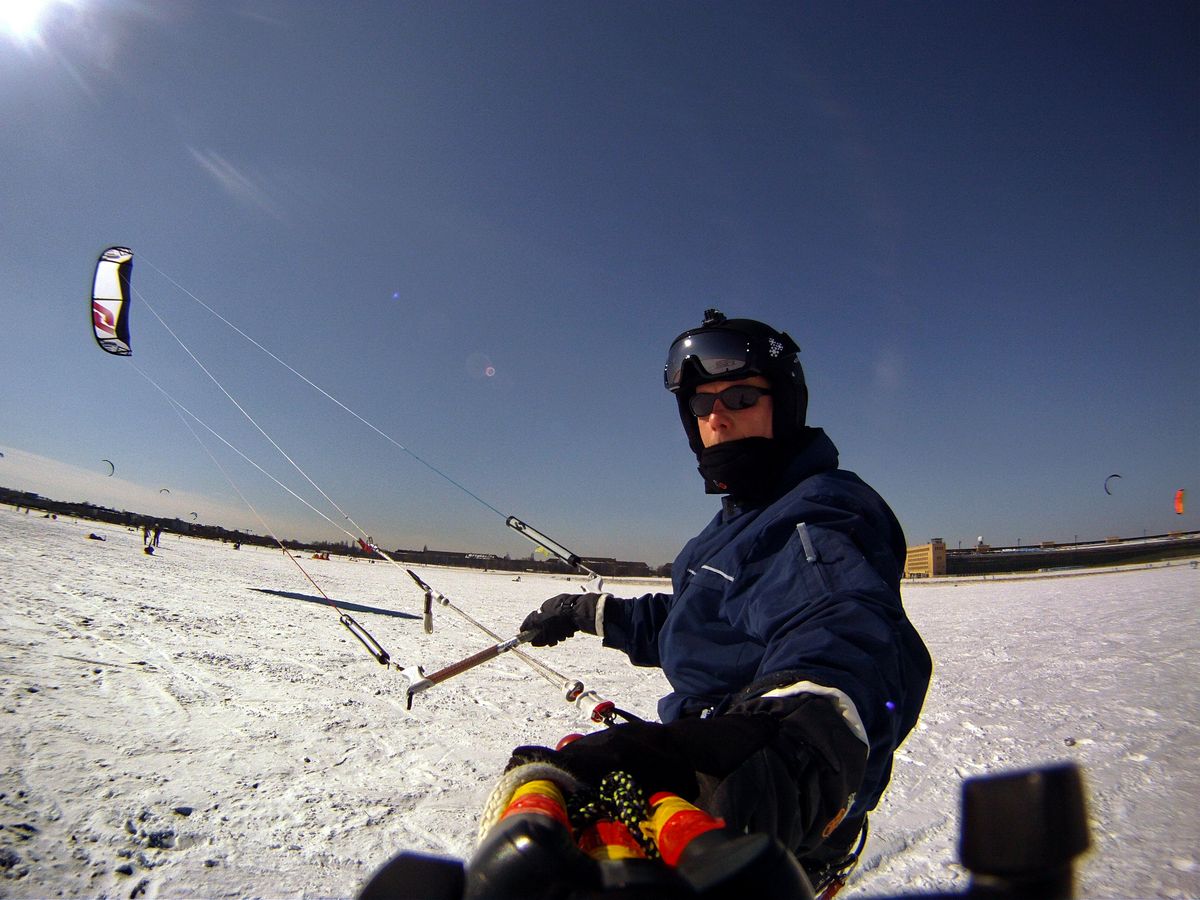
[{"left": 518, "top": 309, "right": 931, "bottom": 890}]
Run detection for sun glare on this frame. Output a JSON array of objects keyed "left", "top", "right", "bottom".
[{"left": 0, "top": 0, "right": 69, "bottom": 46}]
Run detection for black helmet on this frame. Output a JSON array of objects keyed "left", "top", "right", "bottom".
[{"left": 664, "top": 309, "right": 807, "bottom": 457}]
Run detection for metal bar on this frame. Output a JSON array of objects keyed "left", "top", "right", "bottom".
[{"left": 422, "top": 632, "right": 534, "bottom": 685}]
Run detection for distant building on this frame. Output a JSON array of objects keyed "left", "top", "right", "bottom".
[
  {"left": 581, "top": 557, "right": 653, "bottom": 578},
  {"left": 905, "top": 538, "right": 947, "bottom": 578}
]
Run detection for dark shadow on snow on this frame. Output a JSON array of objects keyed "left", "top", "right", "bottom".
[{"left": 249, "top": 588, "right": 421, "bottom": 620}]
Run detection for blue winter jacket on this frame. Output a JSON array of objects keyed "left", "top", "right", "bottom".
[{"left": 600, "top": 428, "right": 931, "bottom": 814}]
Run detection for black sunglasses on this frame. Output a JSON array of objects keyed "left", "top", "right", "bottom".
[{"left": 688, "top": 385, "right": 771, "bottom": 417}]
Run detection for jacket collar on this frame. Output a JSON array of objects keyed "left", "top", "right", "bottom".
[{"left": 720, "top": 427, "right": 839, "bottom": 520}]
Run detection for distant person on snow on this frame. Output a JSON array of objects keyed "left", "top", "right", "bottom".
[{"left": 513, "top": 309, "right": 932, "bottom": 889}]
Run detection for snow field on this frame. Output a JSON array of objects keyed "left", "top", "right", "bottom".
[{"left": 0, "top": 506, "right": 1197, "bottom": 898}]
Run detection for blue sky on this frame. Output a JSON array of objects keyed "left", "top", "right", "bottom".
[{"left": 1, "top": 1, "right": 1196, "bottom": 565}]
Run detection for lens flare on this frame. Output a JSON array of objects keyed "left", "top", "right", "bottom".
[
  {"left": 0, "top": 0, "right": 70, "bottom": 46},
  {"left": 466, "top": 352, "right": 496, "bottom": 379}
]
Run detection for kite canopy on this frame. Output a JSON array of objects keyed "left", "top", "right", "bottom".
[
  {"left": 101, "top": 459, "right": 115, "bottom": 476},
  {"left": 1104, "top": 474, "right": 1121, "bottom": 495},
  {"left": 1176, "top": 489, "right": 1185, "bottom": 516},
  {"left": 92, "top": 246, "right": 134, "bottom": 356}
]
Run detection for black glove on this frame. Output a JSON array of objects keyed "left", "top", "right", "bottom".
[
  {"left": 519, "top": 592, "right": 603, "bottom": 647},
  {"left": 506, "top": 682, "right": 867, "bottom": 859},
  {"left": 704, "top": 678, "right": 869, "bottom": 857},
  {"left": 552, "top": 714, "right": 780, "bottom": 800}
]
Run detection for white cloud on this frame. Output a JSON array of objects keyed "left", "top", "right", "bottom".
[{"left": 187, "top": 146, "right": 289, "bottom": 222}]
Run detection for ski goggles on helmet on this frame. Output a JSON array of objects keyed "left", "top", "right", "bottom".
[
  {"left": 687, "top": 385, "right": 771, "bottom": 417},
  {"left": 664, "top": 328, "right": 796, "bottom": 392}
]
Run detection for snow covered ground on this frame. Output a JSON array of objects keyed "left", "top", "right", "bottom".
[{"left": 1, "top": 505, "right": 1197, "bottom": 898}]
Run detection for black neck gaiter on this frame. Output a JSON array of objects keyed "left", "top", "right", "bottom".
[{"left": 697, "top": 437, "right": 790, "bottom": 504}]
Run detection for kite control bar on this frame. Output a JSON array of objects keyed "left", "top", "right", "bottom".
[
  {"left": 399, "top": 638, "right": 640, "bottom": 724},
  {"left": 402, "top": 631, "right": 538, "bottom": 709},
  {"left": 399, "top": 569, "right": 638, "bottom": 723}
]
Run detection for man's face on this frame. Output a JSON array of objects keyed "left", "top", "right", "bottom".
[{"left": 693, "top": 375, "right": 774, "bottom": 448}]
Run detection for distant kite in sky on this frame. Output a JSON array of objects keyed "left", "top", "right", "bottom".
[
  {"left": 1175, "top": 489, "right": 1185, "bottom": 515},
  {"left": 160, "top": 488, "right": 170, "bottom": 495},
  {"left": 92, "top": 246, "right": 134, "bottom": 356},
  {"left": 101, "top": 459, "right": 115, "bottom": 476},
  {"left": 1104, "top": 474, "right": 1121, "bottom": 495}
]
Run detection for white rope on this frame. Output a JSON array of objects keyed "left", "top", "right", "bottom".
[
  {"left": 138, "top": 255, "right": 509, "bottom": 519},
  {"left": 130, "top": 271, "right": 614, "bottom": 717},
  {"left": 136, "top": 290, "right": 378, "bottom": 544},
  {"left": 133, "top": 366, "right": 361, "bottom": 544},
  {"left": 476, "top": 761, "right": 584, "bottom": 843}
]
